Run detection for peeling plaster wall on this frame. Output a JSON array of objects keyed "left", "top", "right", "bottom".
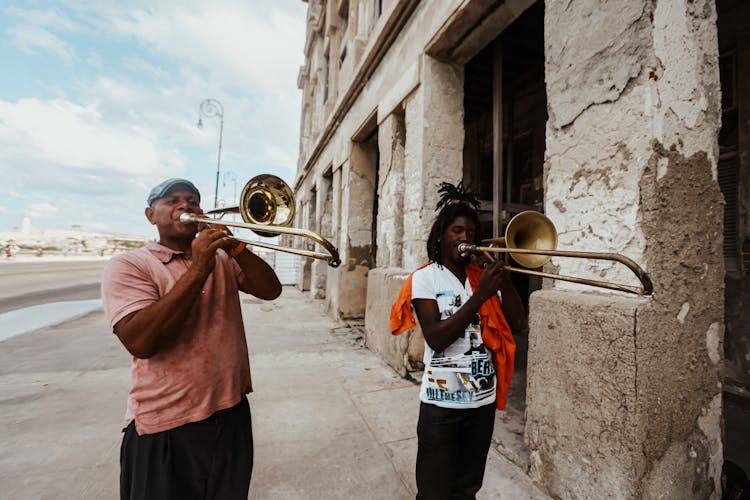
[
  {"left": 420, "top": 55, "right": 465, "bottom": 206},
  {"left": 400, "top": 54, "right": 466, "bottom": 256},
  {"left": 365, "top": 54, "right": 465, "bottom": 373},
  {"left": 336, "top": 141, "right": 377, "bottom": 318},
  {"left": 325, "top": 167, "right": 343, "bottom": 315},
  {"left": 638, "top": 143, "right": 724, "bottom": 499},
  {"left": 297, "top": 1, "right": 463, "bottom": 321},
  {"left": 311, "top": 177, "right": 332, "bottom": 300},
  {"left": 376, "top": 112, "right": 406, "bottom": 268},
  {"left": 545, "top": 0, "right": 720, "bottom": 292},
  {"left": 365, "top": 268, "right": 424, "bottom": 375},
  {"left": 403, "top": 87, "right": 429, "bottom": 271},
  {"left": 526, "top": 291, "right": 644, "bottom": 499},
  {"left": 545, "top": 1, "right": 648, "bottom": 129},
  {"left": 529, "top": 0, "right": 724, "bottom": 498},
  {"left": 545, "top": 0, "right": 654, "bottom": 290},
  {"left": 297, "top": 201, "right": 312, "bottom": 292}
]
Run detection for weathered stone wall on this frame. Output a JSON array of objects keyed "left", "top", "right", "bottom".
[
  {"left": 638, "top": 142, "right": 724, "bottom": 500},
  {"left": 310, "top": 176, "right": 332, "bottom": 299},
  {"left": 526, "top": 291, "right": 646, "bottom": 499},
  {"left": 365, "top": 268, "right": 424, "bottom": 375},
  {"left": 418, "top": 55, "right": 466, "bottom": 218},
  {"left": 298, "top": 0, "right": 728, "bottom": 496},
  {"left": 297, "top": 2, "right": 462, "bottom": 320},
  {"left": 376, "top": 112, "right": 406, "bottom": 268},
  {"left": 363, "top": 54, "right": 465, "bottom": 373},
  {"left": 297, "top": 200, "right": 312, "bottom": 292},
  {"left": 325, "top": 168, "right": 343, "bottom": 315},
  {"left": 527, "top": 0, "right": 724, "bottom": 498},
  {"left": 336, "top": 141, "right": 377, "bottom": 318},
  {"left": 402, "top": 88, "right": 428, "bottom": 271}
]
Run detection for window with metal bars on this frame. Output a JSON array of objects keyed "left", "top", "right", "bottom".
[{"left": 718, "top": 48, "right": 742, "bottom": 274}]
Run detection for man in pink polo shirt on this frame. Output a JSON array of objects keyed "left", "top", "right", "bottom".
[{"left": 101, "top": 178, "right": 281, "bottom": 500}]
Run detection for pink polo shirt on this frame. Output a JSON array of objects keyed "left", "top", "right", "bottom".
[{"left": 101, "top": 241, "right": 252, "bottom": 435}]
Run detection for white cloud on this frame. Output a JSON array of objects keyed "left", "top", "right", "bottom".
[
  {"left": 3, "top": 6, "right": 79, "bottom": 30},
  {"left": 0, "top": 98, "right": 184, "bottom": 176},
  {"left": 0, "top": 0, "right": 307, "bottom": 234},
  {"left": 123, "top": 57, "right": 169, "bottom": 80},
  {"left": 9, "top": 25, "right": 75, "bottom": 61},
  {"left": 75, "top": 0, "right": 306, "bottom": 97}
]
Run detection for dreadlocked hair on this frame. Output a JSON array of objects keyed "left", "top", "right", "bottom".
[
  {"left": 435, "top": 181, "right": 480, "bottom": 211},
  {"left": 426, "top": 181, "right": 481, "bottom": 263}
]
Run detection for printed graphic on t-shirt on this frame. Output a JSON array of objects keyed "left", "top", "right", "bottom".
[{"left": 422, "top": 287, "right": 496, "bottom": 407}]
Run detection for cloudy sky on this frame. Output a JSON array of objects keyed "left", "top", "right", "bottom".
[{"left": 0, "top": 0, "right": 308, "bottom": 237}]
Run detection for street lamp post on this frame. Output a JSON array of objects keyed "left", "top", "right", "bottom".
[
  {"left": 223, "top": 170, "right": 238, "bottom": 221},
  {"left": 197, "top": 98, "right": 224, "bottom": 209}
]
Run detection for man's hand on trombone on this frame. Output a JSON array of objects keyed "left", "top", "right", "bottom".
[{"left": 191, "top": 218, "right": 243, "bottom": 275}]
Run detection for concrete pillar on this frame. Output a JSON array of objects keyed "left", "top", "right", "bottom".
[
  {"left": 403, "top": 55, "right": 465, "bottom": 270},
  {"left": 366, "top": 54, "right": 466, "bottom": 374},
  {"left": 376, "top": 110, "right": 406, "bottom": 268},
  {"left": 333, "top": 140, "right": 377, "bottom": 319},
  {"left": 326, "top": 166, "right": 343, "bottom": 315},
  {"left": 310, "top": 176, "right": 331, "bottom": 300},
  {"left": 296, "top": 200, "right": 312, "bottom": 292},
  {"left": 526, "top": 1, "right": 724, "bottom": 498}
]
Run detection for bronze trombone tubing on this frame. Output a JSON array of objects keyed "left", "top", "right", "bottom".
[
  {"left": 180, "top": 213, "right": 341, "bottom": 268},
  {"left": 458, "top": 244, "right": 653, "bottom": 295},
  {"left": 227, "top": 238, "right": 334, "bottom": 262}
]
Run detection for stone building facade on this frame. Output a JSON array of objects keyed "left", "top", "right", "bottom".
[{"left": 293, "top": 0, "right": 750, "bottom": 497}]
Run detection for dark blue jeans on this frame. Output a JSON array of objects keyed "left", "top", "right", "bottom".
[
  {"left": 120, "top": 395, "right": 253, "bottom": 500},
  {"left": 416, "top": 402, "right": 496, "bottom": 500}
]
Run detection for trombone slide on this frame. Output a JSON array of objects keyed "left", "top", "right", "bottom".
[
  {"left": 458, "top": 243, "right": 653, "bottom": 295},
  {"left": 180, "top": 213, "right": 341, "bottom": 268}
]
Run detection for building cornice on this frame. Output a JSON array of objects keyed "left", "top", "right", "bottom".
[{"left": 295, "top": 0, "right": 422, "bottom": 191}]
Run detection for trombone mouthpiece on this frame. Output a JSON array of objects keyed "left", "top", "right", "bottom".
[
  {"left": 179, "top": 213, "right": 198, "bottom": 224},
  {"left": 458, "top": 243, "right": 476, "bottom": 253}
]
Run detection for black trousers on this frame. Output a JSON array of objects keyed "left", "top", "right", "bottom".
[
  {"left": 120, "top": 395, "right": 253, "bottom": 500},
  {"left": 416, "top": 402, "right": 496, "bottom": 500}
]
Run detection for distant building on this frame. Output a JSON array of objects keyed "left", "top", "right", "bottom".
[
  {"left": 294, "top": 0, "right": 749, "bottom": 498},
  {"left": 0, "top": 225, "right": 147, "bottom": 256}
]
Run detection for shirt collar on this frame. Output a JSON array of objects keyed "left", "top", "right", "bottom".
[{"left": 146, "top": 240, "right": 187, "bottom": 264}]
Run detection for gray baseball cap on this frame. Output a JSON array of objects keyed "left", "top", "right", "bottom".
[{"left": 147, "top": 178, "right": 201, "bottom": 206}]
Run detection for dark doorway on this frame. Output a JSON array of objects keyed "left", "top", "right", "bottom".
[
  {"left": 463, "top": 1, "right": 546, "bottom": 412},
  {"left": 717, "top": 0, "right": 750, "bottom": 491}
]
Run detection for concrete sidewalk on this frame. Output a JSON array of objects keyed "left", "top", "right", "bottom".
[{"left": 0, "top": 286, "right": 549, "bottom": 499}]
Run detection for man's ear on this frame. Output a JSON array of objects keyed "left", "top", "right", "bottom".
[{"left": 145, "top": 206, "right": 155, "bottom": 224}]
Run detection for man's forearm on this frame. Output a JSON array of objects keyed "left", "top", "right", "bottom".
[
  {"left": 234, "top": 248, "right": 282, "bottom": 299},
  {"left": 115, "top": 266, "right": 209, "bottom": 358}
]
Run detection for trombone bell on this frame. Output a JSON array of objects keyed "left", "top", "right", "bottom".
[
  {"left": 461, "top": 210, "right": 653, "bottom": 295},
  {"left": 183, "top": 174, "right": 341, "bottom": 267},
  {"left": 504, "top": 210, "right": 557, "bottom": 268},
  {"left": 238, "top": 174, "right": 295, "bottom": 237}
]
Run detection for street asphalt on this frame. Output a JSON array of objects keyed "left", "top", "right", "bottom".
[{"left": 0, "top": 285, "right": 549, "bottom": 500}]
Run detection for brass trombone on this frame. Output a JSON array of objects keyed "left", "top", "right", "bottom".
[
  {"left": 457, "top": 211, "right": 653, "bottom": 295},
  {"left": 180, "top": 174, "right": 341, "bottom": 267}
]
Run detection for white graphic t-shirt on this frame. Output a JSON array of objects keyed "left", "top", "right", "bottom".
[{"left": 411, "top": 262, "right": 498, "bottom": 409}]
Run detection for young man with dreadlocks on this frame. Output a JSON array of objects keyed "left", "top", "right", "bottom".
[{"left": 390, "top": 182, "right": 526, "bottom": 499}]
